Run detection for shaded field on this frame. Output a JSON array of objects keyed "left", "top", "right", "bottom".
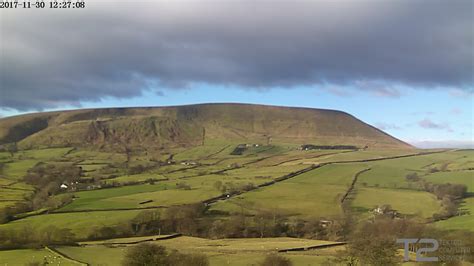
[{"left": 435, "top": 197, "right": 474, "bottom": 232}]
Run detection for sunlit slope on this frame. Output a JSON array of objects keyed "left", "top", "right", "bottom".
[{"left": 0, "top": 103, "right": 412, "bottom": 149}]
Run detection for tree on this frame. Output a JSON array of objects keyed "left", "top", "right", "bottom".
[
  {"left": 260, "top": 254, "right": 292, "bottom": 266},
  {"left": 344, "top": 218, "right": 406, "bottom": 265},
  {"left": 122, "top": 243, "right": 169, "bottom": 266},
  {"left": 122, "top": 243, "right": 209, "bottom": 266},
  {"left": 405, "top": 172, "right": 420, "bottom": 182},
  {"left": 164, "top": 204, "right": 205, "bottom": 235},
  {"left": 168, "top": 251, "right": 209, "bottom": 266},
  {"left": 176, "top": 182, "right": 191, "bottom": 190},
  {"left": 6, "top": 143, "right": 18, "bottom": 157},
  {"left": 130, "top": 210, "right": 161, "bottom": 234}
]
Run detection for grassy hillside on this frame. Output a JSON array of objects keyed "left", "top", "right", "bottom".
[
  {"left": 0, "top": 103, "right": 412, "bottom": 150},
  {"left": 3, "top": 105, "right": 474, "bottom": 265}
]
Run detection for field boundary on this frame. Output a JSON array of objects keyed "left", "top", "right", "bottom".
[
  {"left": 45, "top": 246, "right": 89, "bottom": 266},
  {"left": 341, "top": 168, "right": 371, "bottom": 204},
  {"left": 271, "top": 149, "right": 357, "bottom": 166},
  {"left": 79, "top": 233, "right": 183, "bottom": 246},
  {"left": 278, "top": 242, "right": 346, "bottom": 252},
  {"left": 204, "top": 150, "right": 449, "bottom": 206},
  {"left": 5, "top": 150, "right": 450, "bottom": 221},
  {"left": 203, "top": 163, "right": 325, "bottom": 205}
]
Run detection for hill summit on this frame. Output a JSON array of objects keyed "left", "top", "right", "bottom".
[{"left": 0, "top": 103, "right": 412, "bottom": 150}]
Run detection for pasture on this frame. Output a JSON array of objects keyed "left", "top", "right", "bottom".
[
  {"left": 0, "top": 248, "right": 80, "bottom": 266},
  {"left": 350, "top": 187, "right": 442, "bottom": 218},
  {"left": 0, "top": 210, "right": 145, "bottom": 239},
  {"left": 0, "top": 145, "right": 472, "bottom": 264},
  {"left": 54, "top": 236, "right": 341, "bottom": 266},
  {"left": 435, "top": 197, "right": 474, "bottom": 232}
]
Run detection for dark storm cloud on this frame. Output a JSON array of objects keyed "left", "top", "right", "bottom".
[{"left": 0, "top": 0, "right": 472, "bottom": 110}]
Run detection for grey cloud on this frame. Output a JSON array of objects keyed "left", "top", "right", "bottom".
[
  {"left": 418, "top": 118, "right": 451, "bottom": 130},
  {"left": 410, "top": 111, "right": 435, "bottom": 116},
  {"left": 374, "top": 122, "right": 402, "bottom": 131},
  {"left": 323, "top": 87, "right": 354, "bottom": 97},
  {"left": 354, "top": 81, "right": 402, "bottom": 98},
  {"left": 0, "top": 0, "right": 472, "bottom": 110},
  {"left": 449, "top": 89, "right": 474, "bottom": 98},
  {"left": 450, "top": 108, "right": 463, "bottom": 115}
]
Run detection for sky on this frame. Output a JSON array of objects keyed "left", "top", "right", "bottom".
[{"left": 0, "top": 0, "right": 473, "bottom": 148}]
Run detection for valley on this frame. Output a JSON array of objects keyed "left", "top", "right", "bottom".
[{"left": 0, "top": 105, "right": 472, "bottom": 265}]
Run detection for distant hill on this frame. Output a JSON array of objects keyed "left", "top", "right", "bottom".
[{"left": 0, "top": 103, "right": 412, "bottom": 150}]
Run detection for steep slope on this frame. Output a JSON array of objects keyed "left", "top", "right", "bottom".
[{"left": 0, "top": 103, "right": 412, "bottom": 150}]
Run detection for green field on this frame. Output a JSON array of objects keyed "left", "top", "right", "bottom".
[
  {"left": 212, "top": 163, "right": 370, "bottom": 218},
  {"left": 0, "top": 145, "right": 472, "bottom": 264},
  {"left": 59, "top": 183, "right": 175, "bottom": 211},
  {"left": 0, "top": 248, "right": 80, "bottom": 266},
  {"left": 435, "top": 197, "right": 474, "bottom": 232},
  {"left": 3, "top": 160, "right": 39, "bottom": 180},
  {"left": 0, "top": 210, "right": 144, "bottom": 239},
  {"left": 350, "top": 187, "right": 442, "bottom": 218},
  {"left": 54, "top": 236, "right": 340, "bottom": 266},
  {"left": 423, "top": 171, "right": 473, "bottom": 192}
]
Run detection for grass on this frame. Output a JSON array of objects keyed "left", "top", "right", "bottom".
[
  {"left": 0, "top": 149, "right": 470, "bottom": 246},
  {"left": 79, "top": 234, "right": 174, "bottom": 245},
  {"left": 0, "top": 210, "right": 144, "bottom": 239},
  {"left": 435, "top": 197, "right": 474, "bottom": 232},
  {"left": 213, "top": 163, "right": 376, "bottom": 218},
  {"left": 78, "top": 163, "right": 108, "bottom": 172},
  {"left": 65, "top": 149, "right": 127, "bottom": 164},
  {"left": 3, "top": 160, "right": 38, "bottom": 180},
  {"left": 0, "top": 248, "right": 80, "bottom": 266},
  {"left": 351, "top": 187, "right": 442, "bottom": 218},
  {"left": 310, "top": 149, "right": 419, "bottom": 164},
  {"left": 106, "top": 187, "right": 220, "bottom": 208},
  {"left": 173, "top": 142, "right": 236, "bottom": 161},
  {"left": 355, "top": 154, "right": 452, "bottom": 189},
  {"left": 212, "top": 183, "right": 345, "bottom": 218},
  {"left": 0, "top": 147, "right": 472, "bottom": 264},
  {"left": 225, "top": 164, "right": 309, "bottom": 180},
  {"left": 0, "top": 187, "right": 32, "bottom": 200},
  {"left": 60, "top": 175, "right": 225, "bottom": 210},
  {"left": 105, "top": 173, "right": 166, "bottom": 184},
  {"left": 56, "top": 236, "right": 339, "bottom": 266},
  {"left": 59, "top": 183, "right": 174, "bottom": 211},
  {"left": 16, "top": 147, "right": 74, "bottom": 160},
  {"left": 423, "top": 171, "right": 474, "bottom": 192},
  {"left": 295, "top": 163, "right": 369, "bottom": 186},
  {"left": 57, "top": 246, "right": 126, "bottom": 266}
]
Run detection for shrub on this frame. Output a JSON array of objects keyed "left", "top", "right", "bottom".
[
  {"left": 260, "top": 254, "right": 292, "bottom": 266},
  {"left": 122, "top": 243, "right": 169, "bottom": 266},
  {"left": 405, "top": 172, "right": 420, "bottom": 182},
  {"left": 122, "top": 243, "right": 209, "bottom": 266},
  {"left": 176, "top": 182, "right": 191, "bottom": 190}
]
